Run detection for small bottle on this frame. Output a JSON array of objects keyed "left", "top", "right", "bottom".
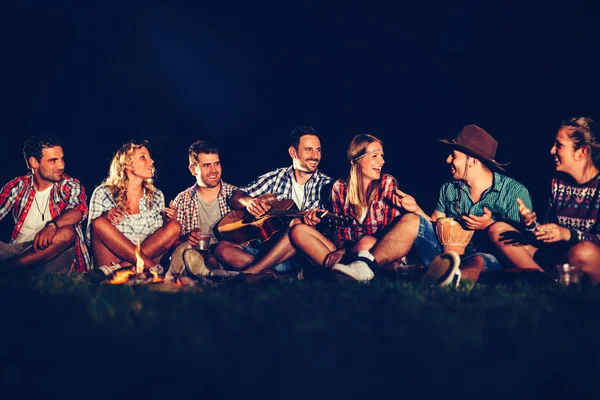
[{"left": 524, "top": 221, "right": 540, "bottom": 232}]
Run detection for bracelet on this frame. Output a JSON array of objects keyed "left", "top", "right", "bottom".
[{"left": 45, "top": 220, "right": 58, "bottom": 229}]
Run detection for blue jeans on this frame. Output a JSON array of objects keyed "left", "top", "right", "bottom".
[
  {"left": 241, "top": 245, "right": 298, "bottom": 273},
  {"left": 412, "top": 215, "right": 503, "bottom": 272}
]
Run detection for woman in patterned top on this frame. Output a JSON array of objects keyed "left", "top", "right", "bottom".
[
  {"left": 86, "top": 140, "right": 180, "bottom": 277},
  {"left": 490, "top": 117, "right": 600, "bottom": 284},
  {"left": 289, "top": 134, "right": 403, "bottom": 277}
]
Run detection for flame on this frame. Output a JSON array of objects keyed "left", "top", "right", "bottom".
[
  {"left": 109, "top": 268, "right": 134, "bottom": 284},
  {"left": 150, "top": 269, "right": 164, "bottom": 283},
  {"left": 135, "top": 240, "right": 144, "bottom": 274}
]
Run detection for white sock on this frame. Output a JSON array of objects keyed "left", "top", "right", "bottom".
[{"left": 357, "top": 250, "right": 374, "bottom": 262}]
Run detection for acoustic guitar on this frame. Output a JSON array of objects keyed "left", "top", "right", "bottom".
[{"left": 216, "top": 193, "right": 357, "bottom": 244}]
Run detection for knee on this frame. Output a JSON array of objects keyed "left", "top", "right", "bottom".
[
  {"left": 54, "top": 226, "right": 76, "bottom": 245},
  {"left": 289, "top": 218, "right": 303, "bottom": 228},
  {"left": 289, "top": 224, "right": 314, "bottom": 245},
  {"left": 568, "top": 241, "right": 600, "bottom": 266},
  {"left": 90, "top": 215, "right": 110, "bottom": 233},
  {"left": 402, "top": 213, "right": 421, "bottom": 226},
  {"left": 163, "top": 219, "right": 181, "bottom": 240},
  {"left": 353, "top": 235, "right": 377, "bottom": 252},
  {"left": 213, "top": 241, "right": 234, "bottom": 261},
  {"left": 488, "top": 221, "right": 513, "bottom": 242}
]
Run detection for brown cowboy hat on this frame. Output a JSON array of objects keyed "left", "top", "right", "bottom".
[{"left": 438, "top": 124, "right": 509, "bottom": 172}]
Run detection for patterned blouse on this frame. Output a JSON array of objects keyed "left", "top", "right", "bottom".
[
  {"left": 86, "top": 185, "right": 165, "bottom": 248},
  {"left": 546, "top": 173, "right": 600, "bottom": 245}
]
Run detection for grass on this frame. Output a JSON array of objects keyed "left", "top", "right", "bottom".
[{"left": 1, "top": 273, "right": 600, "bottom": 399}]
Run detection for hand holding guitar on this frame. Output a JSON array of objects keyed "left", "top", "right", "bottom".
[
  {"left": 303, "top": 209, "right": 325, "bottom": 226},
  {"left": 245, "top": 197, "right": 272, "bottom": 217}
]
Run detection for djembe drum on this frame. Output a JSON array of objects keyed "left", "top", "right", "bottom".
[{"left": 435, "top": 217, "right": 474, "bottom": 255}]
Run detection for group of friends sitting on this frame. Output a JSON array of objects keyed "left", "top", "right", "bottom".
[{"left": 1, "top": 118, "right": 600, "bottom": 287}]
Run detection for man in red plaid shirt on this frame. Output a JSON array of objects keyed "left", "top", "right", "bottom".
[{"left": 0, "top": 134, "right": 91, "bottom": 273}]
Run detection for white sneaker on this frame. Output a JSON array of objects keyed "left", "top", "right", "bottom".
[
  {"left": 149, "top": 264, "right": 165, "bottom": 276},
  {"left": 96, "top": 263, "right": 123, "bottom": 277},
  {"left": 332, "top": 250, "right": 375, "bottom": 282},
  {"left": 423, "top": 251, "right": 461, "bottom": 287},
  {"left": 210, "top": 269, "right": 240, "bottom": 278}
]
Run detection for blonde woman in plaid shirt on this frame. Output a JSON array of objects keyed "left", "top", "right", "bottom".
[
  {"left": 86, "top": 140, "right": 180, "bottom": 277},
  {"left": 163, "top": 140, "right": 237, "bottom": 278},
  {"left": 289, "top": 134, "right": 404, "bottom": 279}
]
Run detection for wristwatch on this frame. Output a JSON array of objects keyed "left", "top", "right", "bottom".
[{"left": 45, "top": 220, "right": 58, "bottom": 229}]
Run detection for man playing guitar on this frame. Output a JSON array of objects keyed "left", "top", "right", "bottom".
[{"left": 213, "top": 126, "right": 332, "bottom": 275}]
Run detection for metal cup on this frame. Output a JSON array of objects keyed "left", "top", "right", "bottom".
[
  {"left": 194, "top": 234, "right": 212, "bottom": 257},
  {"left": 556, "top": 263, "right": 582, "bottom": 286}
]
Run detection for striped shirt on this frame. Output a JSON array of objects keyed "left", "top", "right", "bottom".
[
  {"left": 172, "top": 181, "right": 237, "bottom": 236},
  {"left": 436, "top": 172, "right": 532, "bottom": 252},
  {"left": 86, "top": 185, "right": 165, "bottom": 249},
  {"left": 330, "top": 174, "right": 402, "bottom": 246},
  {"left": 546, "top": 173, "right": 600, "bottom": 245},
  {"left": 238, "top": 166, "right": 332, "bottom": 211},
  {"left": 0, "top": 173, "right": 91, "bottom": 272},
  {"left": 436, "top": 172, "right": 532, "bottom": 224}
]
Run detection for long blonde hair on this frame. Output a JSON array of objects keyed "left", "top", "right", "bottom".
[
  {"left": 102, "top": 140, "right": 156, "bottom": 213},
  {"left": 346, "top": 134, "right": 383, "bottom": 217}
]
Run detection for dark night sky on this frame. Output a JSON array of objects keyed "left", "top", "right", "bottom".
[{"left": 2, "top": 1, "right": 599, "bottom": 235}]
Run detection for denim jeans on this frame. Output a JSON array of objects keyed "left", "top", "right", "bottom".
[
  {"left": 241, "top": 245, "right": 298, "bottom": 272},
  {"left": 413, "top": 215, "right": 503, "bottom": 271}
]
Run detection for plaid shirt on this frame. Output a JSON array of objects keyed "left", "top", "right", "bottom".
[
  {"left": 0, "top": 173, "right": 91, "bottom": 272},
  {"left": 330, "top": 174, "right": 402, "bottom": 246},
  {"left": 239, "top": 166, "right": 332, "bottom": 210},
  {"left": 86, "top": 185, "right": 165, "bottom": 253},
  {"left": 172, "top": 181, "right": 237, "bottom": 236}
]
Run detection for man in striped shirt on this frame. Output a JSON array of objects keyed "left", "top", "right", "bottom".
[
  {"left": 0, "top": 134, "right": 91, "bottom": 273},
  {"left": 332, "top": 125, "right": 532, "bottom": 284},
  {"left": 214, "top": 126, "right": 332, "bottom": 275},
  {"left": 163, "top": 140, "right": 237, "bottom": 278}
]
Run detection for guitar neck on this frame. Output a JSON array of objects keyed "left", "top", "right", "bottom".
[{"left": 268, "top": 209, "right": 348, "bottom": 223}]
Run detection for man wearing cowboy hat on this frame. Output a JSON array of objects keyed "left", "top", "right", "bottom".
[{"left": 331, "top": 124, "right": 534, "bottom": 285}]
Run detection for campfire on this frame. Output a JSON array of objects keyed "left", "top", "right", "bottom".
[{"left": 104, "top": 242, "right": 199, "bottom": 290}]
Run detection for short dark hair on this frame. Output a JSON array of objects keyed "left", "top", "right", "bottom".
[
  {"left": 23, "top": 133, "right": 62, "bottom": 169},
  {"left": 289, "top": 126, "right": 318, "bottom": 150},
  {"left": 188, "top": 140, "right": 219, "bottom": 165}
]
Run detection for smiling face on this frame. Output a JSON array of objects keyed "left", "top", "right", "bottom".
[
  {"left": 191, "top": 152, "right": 222, "bottom": 188},
  {"left": 446, "top": 149, "right": 471, "bottom": 180},
  {"left": 289, "top": 134, "right": 322, "bottom": 174},
  {"left": 357, "top": 142, "right": 385, "bottom": 184},
  {"left": 550, "top": 126, "right": 587, "bottom": 176},
  {"left": 30, "top": 146, "right": 65, "bottom": 186},
  {"left": 126, "top": 146, "right": 155, "bottom": 180}
]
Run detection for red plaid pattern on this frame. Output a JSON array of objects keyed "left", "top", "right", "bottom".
[
  {"left": 330, "top": 174, "right": 402, "bottom": 246},
  {"left": 0, "top": 174, "right": 91, "bottom": 271}
]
